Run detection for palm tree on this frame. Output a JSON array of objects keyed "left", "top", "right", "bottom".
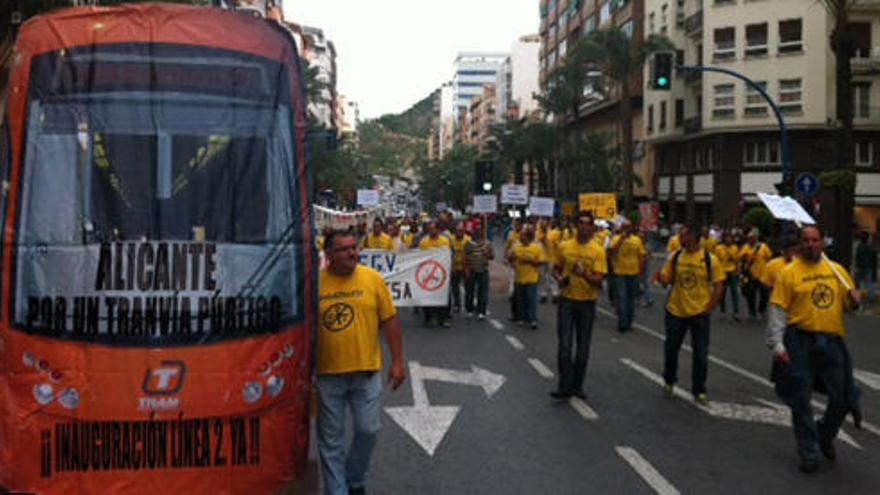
[{"left": 570, "top": 29, "right": 673, "bottom": 212}]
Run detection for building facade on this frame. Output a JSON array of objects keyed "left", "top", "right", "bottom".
[
  {"left": 645, "top": 0, "right": 880, "bottom": 229},
  {"left": 452, "top": 52, "right": 508, "bottom": 122}
]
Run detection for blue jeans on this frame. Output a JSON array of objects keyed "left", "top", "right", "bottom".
[
  {"left": 465, "top": 271, "right": 489, "bottom": 315},
  {"left": 663, "top": 311, "right": 710, "bottom": 396},
  {"left": 640, "top": 268, "right": 655, "bottom": 305},
  {"left": 514, "top": 283, "right": 538, "bottom": 323},
  {"left": 556, "top": 298, "right": 596, "bottom": 393},
  {"left": 316, "top": 372, "right": 383, "bottom": 495},
  {"left": 776, "top": 328, "right": 849, "bottom": 460},
  {"left": 856, "top": 270, "right": 877, "bottom": 302},
  {"left": 720, "top": 273, "right": 740, "bottom": 314},
  {"left": 614, "top": 275, "right": 640, "bottom": 332}
]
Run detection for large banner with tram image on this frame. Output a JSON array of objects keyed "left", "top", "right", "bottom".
[
  {"left": 359, "top": 249, "right": 451, "bottom": 306},
  {"left": 1, "top": 5, "right": 316, "bottom": 494}
]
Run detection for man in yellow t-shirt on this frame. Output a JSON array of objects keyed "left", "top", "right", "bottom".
[
  {"left": 418, "top": 221, "right": 452, "bottom": 327},
  {"left": 714, "top": 232, "right": 742, "bottom": 322},
  {"left": 766, "top": 225, "right": 861, "bottom": 473},
  {"left": 740, "top": 229, "right": 774, "bottom": 320},
  {"left": 449, "top": 224, "right": 471, "bottom": 314},
  {"left": 666, "top": 232, "right": 681, "bottom": 253},
  {"left": 508, "top": 226, "right": 546, "bottom": 328},
  {"left": 317, "top": 230, "right": 405, "bottom": 494},
  {"left": 659, "top": 225, "right": 725, "bottom": 405},
  {"left": 363, "top": 219, "right": 396, "bottom": 251},
  {"left": 550, "top": 211, "right": 607, "bottom": 400},
  {"left": 608, "top": 220, "right": 647, "bottom": 333},
  {"left": 761, "top": 235, "right": 799, "bottom": 290}
]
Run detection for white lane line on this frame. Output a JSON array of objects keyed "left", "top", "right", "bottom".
[
  {"left": 615, "top": 446, "right": 680, "bottom": 495},
  {"left": 855, "top": 369, "right": 880, "bottom": 391},
  {"left": 569, "top": 397, "right": 599, "bottom": 420},
  {"left": 489, "top": 318, "right": 504, "bottom": 330},
  {"left": 527, "top": 357, "right": 555, "bottom": 379},
  {"left": 504, "top": 334, "right": 525, "bottom": 351}
]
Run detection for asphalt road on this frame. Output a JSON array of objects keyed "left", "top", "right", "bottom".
[{"left": 366, "top": 258, "right": 880, "bottom": 494}]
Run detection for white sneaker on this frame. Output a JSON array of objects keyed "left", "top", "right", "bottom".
[{"left": 477, "top": 313, "right": 485, "bottom": 320}]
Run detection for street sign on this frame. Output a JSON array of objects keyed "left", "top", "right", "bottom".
[
  {"left": 500, "top": 184, "right": 529, "bottom": 205},
  {"left": 795, "top": 173, "right": 819, "bottom": 197},
  {"left": 528, "top": 197, "right": 555, "bottom": 217},
  {"left": 578, "top": 193, "right": 617, "bottom": 220},
  {"left": 357, "top": 189, "right": 379, "bottom": 207},
  {"left": 472, "top": 195, "right": 498, "bottom": 214}
]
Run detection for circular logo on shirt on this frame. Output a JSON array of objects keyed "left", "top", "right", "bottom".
[
  {"left": 322, "top": 303, "right": 355, "bottom": 332},
  {"left": 811, "top": 283, "right": 835, "bottom": 309},
  {"left": 679, "top": 271, "right": 698, "bottom": 289}
]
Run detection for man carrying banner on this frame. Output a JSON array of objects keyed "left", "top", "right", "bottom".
[
  {"left": 317, "top": 230, "right": 406, "bottom": 495},
  {"left": 608, "top": 220, "right": 647, "bottom": 333},
  {"left": 766, "top": 225, "right": 861, "bottom": 473},
  {"left": 551, "top": 212, "right": 606, "bottom": 399}
]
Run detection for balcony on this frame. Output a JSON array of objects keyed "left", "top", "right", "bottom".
[
  {"left": 852, "top": 50, "right": 880, "bottom": 76},
  {"left": 684, "top": 10, "right": 703, "bottom": 37},
  {"left": 683, "top": 116, "right": 702, "bottom": 135}
]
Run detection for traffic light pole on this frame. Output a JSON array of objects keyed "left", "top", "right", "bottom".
[{"left": 676, "top": 65, "right": 791, "bottom": 193}]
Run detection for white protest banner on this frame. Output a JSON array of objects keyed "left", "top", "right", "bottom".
[
  {"left": 472, "top": 194, "right": 498, "bottom": 214},
  {"left": 358, "top": 249, "right": 451, "bottom": 306},
  {"left": 500, "top": 184, "right": 529, "bottom": 205},
  {"left": 757, "top": 192, "right": 816, "bottom": 225},
  {"left": 528, "top": 196, "right": 555, "bottom": 217},
  {"left": 357, "top": 189, "right": 380, "bottom": 207}
]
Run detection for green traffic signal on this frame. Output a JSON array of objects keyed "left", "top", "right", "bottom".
[{"left": 657, "top": 76, "right": 668, "bottom": 88}]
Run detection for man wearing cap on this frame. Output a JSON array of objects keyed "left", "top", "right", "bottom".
[{"left": 741, "top": 229, "right": 774, "bottom": 320}]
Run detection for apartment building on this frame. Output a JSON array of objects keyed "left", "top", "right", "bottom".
[
  {"left": 497, "top": 35, "right": 543, "bottom": 120},
  {"left": 452, "top": 53, "right": 508, "bottom": 122},
  {"left": 335, "top": 94, "right": 359, "bottom": 143},
  {"left": 645, "top": 0, "right": 880, "bottom": 228},
  {"left": 539, "top": 0, "right": 655, "bottom": 198}
]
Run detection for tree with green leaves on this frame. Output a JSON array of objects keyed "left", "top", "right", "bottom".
[{"left": 418, "top": 145, "right": 478, "bottom": 211}]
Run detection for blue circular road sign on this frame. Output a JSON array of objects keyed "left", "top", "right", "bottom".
[{"left": 796, "top": 173, "right": 819, "bottom": 197}]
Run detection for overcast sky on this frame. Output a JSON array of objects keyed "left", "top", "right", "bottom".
[{"left": 282, "top": 0, "right": 539, "bottom": 119}]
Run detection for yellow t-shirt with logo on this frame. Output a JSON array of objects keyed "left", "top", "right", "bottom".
[
  {"left": 511, "top": 242, "right": 546, "bottom": 284},
  {"left": 450, "top": 235, "right": 471, "bottom": 272},
  {"left": 555, "top": 239, "right": 608, "bottom": 301},
  {"left": 317, "top": 265, "right": 396, "bottom": 375},
  {"left": 666, "top": 235, "right": 681, "bottom": 253},
  {"left": 762, "top": 256, "right": 790, "bottom": 288},
  {"left": 364, "top": 233, "right": 395, "bottom": 250},
  {"left": 713, "top": 244, "right": 740, "bottom": 274},
  {"left": 740, "top": 242, "right": 773, "bottom": 279},
  {"left": 610, "top": 234, "right": 647, "bottom": 276},
  {"left": 661, "top": 249, "right": 726, "bottom": 318},
  {"left": 419, "top": 235, "right": 451, "bottom": 250},
  {"left": 770, "top": 258, "right": 854, "bottom": 336}
]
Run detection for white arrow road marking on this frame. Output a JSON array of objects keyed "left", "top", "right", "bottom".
[
  {"left": 569, "top": 397, "right": 599, "bottom": 420},
  {"left": 620, "top": 358, "right": 862, "bottom": 450},
  {"left": 615, "top": 447, "right": 680, "bottom": 495},
  {"left": 528, "top": 357, "right": 555, "bottom": 379},
  {"left": 505, "top": 334, "right": 525, "bottom": 351},
  {"left": 854, "top": 369, "right": 880, "bottom": 391},
  {"left": 598, "top": 307, "right": 880, "bottom": 439},
  {"left": 489, "top": 318, "right": 504, "bottom": 330},
  {"left": 384, "top": 361, "right": 506, "bottom": 456}
]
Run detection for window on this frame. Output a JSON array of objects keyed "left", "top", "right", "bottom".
[
  {"left": 622, "top": 20, "right": 634, "bottom": 39},
  {"left": 600, "top": 3, "right": 612, "bottom": 25},
  {"left": 779, "top": 19, "right": 803, "bottom": 54},
  {"left": 744, "top": 81, "right": 768, "bottom": 117},
  {"left": 583, "top": 16, "right": 596, "bottom": 35},
  {"left": 550, "top": 23, "right": 558, "bottom": 42},
  {"left": 856, "top": 141, "right": 874, "bottom": 166},
  {"left": 560, "top": 38, "right": 568, "bottom": 57},
  {"left": 660, "top": 4, "right": 668, "bottom": 33},
  {"left": 713, "top": 27, "right": 736, "bottom": 61},
  {"left": 713, "top": 83, "right": 735, "bottom": 118},
  {"left": 649, "top": 12, "right": 655, "bottom": 34},
  {"left": 560, "top": 9, "right": 569, "bottom": 29},
  {"left": 745, "top": 23, "right": 768, "bottom": 57},
  {"left": 676, "top": 0, "right": 685, "bottom": 27},
  {"left": 778, "top": 78, "right": 802, "bottom": 114},
  {"left": 676, "top": 49, "right": 685, "bottom": 68},
  {"left": 647, "top": 104, "right": 654, "bottom": 133},
  {"left": 675, "top": 99, "right": 684, "bottom": 127},
  {"left": 660, "top": 101, "right": 667, "bottom": 130},
  {"left": 715, "top": 0, "right": 735, "bottom": 5},
  {"left": 743, "top": 141, "right": 781, "bottom": 166},
  {"left": 854, "top": 82, "right": 871, "bottom": 119},
  {"left": 851, "top": 22, "right": 872, "bottom": 58}
]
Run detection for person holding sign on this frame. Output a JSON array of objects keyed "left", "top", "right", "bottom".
[
  {"left": 551, "top": 212, "right": 607, "bottom": 400},
  {"left": 766, "top": 225, "right": 862, "bottom": 474},
  {"left": 317, "top": 230, "right": 406, "bottom": 495},
  {"left": 608, "top": 220, "right": 647, "bottom": 333},
  {"left": 508, "top": 225, "right": 546, "bottom": 329},
  {"left": 658, "top": 225, "right": 725, "bottom": 406}
]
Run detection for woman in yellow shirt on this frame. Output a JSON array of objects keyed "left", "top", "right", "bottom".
[{"left": 713, "top": 232, "right": 742, "bottom": 322}]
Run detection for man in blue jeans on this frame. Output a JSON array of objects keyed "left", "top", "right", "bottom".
[
  {"left": 550, "top": 212, "right": 607, "bottom": 399},
  {"left": 608, "top": 220, "right": 647, "bottom": 332},
  {"left": 317, "top": 230, "right": 406, "bottom": 495}
]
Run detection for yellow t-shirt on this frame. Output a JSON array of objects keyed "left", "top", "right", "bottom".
[
  {"left": 511, "top": 242, "right": 546, "bottom": 284},
  {"left": 713, "top": 244, "right": 740, "bottom": 274},
  {"left": 546, "top": 228, "right": 562, "bottom": 261},
  {"left": 562, "top": 228, "right": 574, "bottom": 241},
  {"left": 700, "top": 236, "right": 718, "bottom": 253},
  {"left": 400, "top": 232, "right": 414, "bottom": 248},
  {"left": 666, "top": 235, "right": 681, "bottom": 253},
  {"left": 363, "top": 233, "right": 395, "bottom": 250},
  {"left": 419, "top": 235, "right": 451, "bottom": 250},
  {"left": 610, "top": 234, "right": 647, "bottom": 276},
  {"left": 595, "top": 229, "right": 610, "bottom": 247},
  {"left": 555, "top": 238, "right": 608, "bottom": 301},
  {"left": 770, "top": 258, "right": 854, "bottom": 335},
  {"left": 762, "top": 257, "right": 789, "bottom": 288},
  {"left": 740, "top": 242, "right": 774, "bottom": 279},
  {"left": 317, "top": 265, "right": 396, "bottom": 375},
  {"left": 661, "top": 249, "right": 726, "bottom": 318},
  {"left": 450, "top": 235, "right": 471, "bottom": 272},
  {"left": 506, "top": 230, "right": 521, "bottom": 252}
]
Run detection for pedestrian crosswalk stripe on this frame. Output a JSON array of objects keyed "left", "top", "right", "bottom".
[
  {"left": 615, "top": 446, "right": 680, "bottom": 495},
  {"left": 527, "top": 358, "right": 554, "bottom": 379},
  {"left": 568, "top": 397, "right": 599, "bottom": 420},
  {"left": 504, "top": 335, "right": 524, "bottom": 351}
]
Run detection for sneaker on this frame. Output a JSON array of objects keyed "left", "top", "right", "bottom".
[
  {"left": 477, "top": 313, "right": 486, "bottom": 320},
  {"left": 571, "top": 390, "right": 587, "bottom": 400},
  {"left": 549, "top": 390, "right": 571, "bottom": 400},
  {"left": 732, "top": 314, "right": 741, "bottom": 323},
  {"left": 663, "top": 384, "right": 675, "bottom": 398},
  {"left": 695, "top": 393, "right": 709, "bottom": 406},
  {"left": 349, "top": 487, "right": 366, "bottom": 495},
  {"left": 441, "top": 321, "right": 451, "bottom": 328},
  {"left": 799, "top": 455, "right": 819, "bottom": 474},
  {"left": 530, "top": 321, "right": 538, "bottom": 330}
]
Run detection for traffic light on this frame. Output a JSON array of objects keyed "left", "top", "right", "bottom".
[
  {"left": 652, "top": 52, "right": 673, "bottom": 90},
  {"left": 475, "top": 161, "right": 494, "bottom": 193}
]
